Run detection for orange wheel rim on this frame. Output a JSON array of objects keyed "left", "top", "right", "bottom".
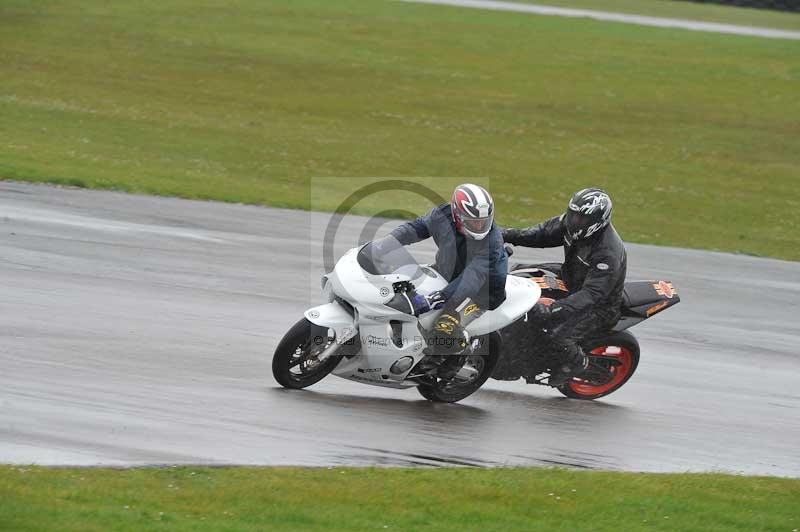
[{"left": 568, "top": 345, "right": 633, "bottom": 396}]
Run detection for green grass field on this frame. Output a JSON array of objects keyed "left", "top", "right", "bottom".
[
  {"left": 1, "top": 0, "right": 799, "bottom": 259},
  {"left": 2, "top": 466, "right": 799, "bottom": 531}
]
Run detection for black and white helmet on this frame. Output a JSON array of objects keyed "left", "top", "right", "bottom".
[
  {"left": 451, "top": 183, "right": 494, "bottom": 240},
  {"left": 563, "top": 188, "right": 612, "bottom": 244}
]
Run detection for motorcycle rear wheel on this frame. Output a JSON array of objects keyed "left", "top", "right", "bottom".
[
  {"left": 272, "top": 318, "right": 342, "bottom": 389},
  {"left": 417, "top": 333, "right": 500, "bottom": 403},
  {"left": 558, "top": 331, "right": 639, "bottom": 400}
]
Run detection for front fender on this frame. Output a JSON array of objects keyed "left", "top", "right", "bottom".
[{"left": 304, "top": 302, "right": 357, "bottom": 344}]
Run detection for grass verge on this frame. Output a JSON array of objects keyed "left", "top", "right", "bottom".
[
  {"left": 1, "top": 0, "right": 799, "bottom": 259},
  {"left": 1, "top": 466, "right": 799, "bottom": 531}
]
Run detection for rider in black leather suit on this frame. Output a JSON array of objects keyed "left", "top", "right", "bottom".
[{"left": 502, "top": 188, "right": 627, "bottom": 385}]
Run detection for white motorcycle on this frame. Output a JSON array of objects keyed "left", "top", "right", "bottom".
[{"left": 272, "top": 240, "right": 540, "bottom": 403}]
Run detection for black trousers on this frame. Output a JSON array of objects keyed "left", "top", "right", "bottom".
[
  {"left": 548, "top": 306, "right": 619, "bottom": 353},
  {"left": 527, "top": 262, "right": 620, "bottom": 360}
]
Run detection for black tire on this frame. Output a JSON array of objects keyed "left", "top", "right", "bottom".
[
  {"left": 417, "top": 333, "right": 501, "bottom": 403},
  {"left": 272, "top": 318, "right": 342, "bottom": 389},
  {"left": 558, "top": 331, "right": 640, "bottom": 400}
]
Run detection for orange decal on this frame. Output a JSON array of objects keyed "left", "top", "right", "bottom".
[
  {"left": 653, "top": 281, "right": 676, "bottom": 299},
  {"left": 646, "top": 301, "right": 669, "bottom": 317},
  {"left": 529, "top": 276, "right": 568, "bottom": 292},
  {"left": 530, "top": 277, "right": 550, "bottom": 290}
]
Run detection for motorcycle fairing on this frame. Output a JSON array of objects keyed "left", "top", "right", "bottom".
[
  {"left": 304, "top": 303, "right": 357, "bottom": 345},
  {"left": 612, "top": 280, "right": 681, "bottom": 332},
  {"left": 309, "top": 244, "right": 541, "bottom": 389},
  {"left": 332, "top": 318, "right": 426, "bottom": 389},
  {"left": 510, "top": 268, "right": 568, "bottom": 293},
  {"left": 465, "top": 275, "right": 540, "bottom": 336}
]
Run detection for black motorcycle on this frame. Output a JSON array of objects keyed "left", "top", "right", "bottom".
[{"left": 492, "top": 262, "right": 681, "bottom": 400}]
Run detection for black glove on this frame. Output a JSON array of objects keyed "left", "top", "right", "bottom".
[
  {"left": 501, "top": 227, "right": 519, "bottom": 244},
  {"left": 530, "top": 302, "right": 555, "bottom": 322}
]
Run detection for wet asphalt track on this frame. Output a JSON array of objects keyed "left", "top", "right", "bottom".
[{"left": 1, "top": 181, "right": 799, "bottom": 476}]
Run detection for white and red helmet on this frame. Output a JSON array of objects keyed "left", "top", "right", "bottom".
[{"left": 451, "top": 183, "right": 494, "bottom": 240}]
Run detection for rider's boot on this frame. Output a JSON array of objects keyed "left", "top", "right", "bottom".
[
  {"left": 436, "top": 353, "right": 469, "bottom": 380},
  {"left": 548, "top": 344, "right": 589, "bottom": 387},
  {"left": 424, "top": 311, "right": 471, "bottom": 380}
]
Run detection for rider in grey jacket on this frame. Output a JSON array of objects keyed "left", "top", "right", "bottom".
[
  {"left": 390, "top": 202, "right": 507, "bottom": 312},
  {"left": 383, "top": 184, "right": 507, "bottom": 375}
]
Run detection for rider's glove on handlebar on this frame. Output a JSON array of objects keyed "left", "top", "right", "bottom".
[
  {"left": 410, "top": 294, "right": 430, "bottom": 316},
  {"left": 410, "top": 291, "right": 447, "bottom": 316},
  {"left": 533, "top": 302, "right": 554, "bottom": 321},
  {"left": 426, "top": 291, "right": 446, "bottom": 311}
]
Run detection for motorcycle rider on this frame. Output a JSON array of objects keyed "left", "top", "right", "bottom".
[
  {"left": 502, "top": 188, "right": 626, "bottom": 386},
  {"left": 379, "top": 183, "right": 508, "bottom": 376}
]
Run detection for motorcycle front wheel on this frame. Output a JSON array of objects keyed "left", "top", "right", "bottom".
[
  {"left": 272, "top": 318, "right": 342, "bottom": 389},
  {"left": 417, "top": 333, "right": 500, "bottom": 403}
]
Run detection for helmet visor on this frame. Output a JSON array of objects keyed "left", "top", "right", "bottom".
[
  {"left": 462, "top": 216, "right": 492, "bottom": 236},
  {"left": 565, "top": 210, "right": 592, "bottom": 234}
]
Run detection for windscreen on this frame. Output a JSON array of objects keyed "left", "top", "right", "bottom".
[{"left": 357, "top": 236, "right": 423, "bottom": 277}]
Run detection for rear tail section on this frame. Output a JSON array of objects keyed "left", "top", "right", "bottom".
[{"left": 613, "top": 280, "right": 680, "bottom": 332}]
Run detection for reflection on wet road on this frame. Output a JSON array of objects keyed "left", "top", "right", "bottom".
[{"left": 1, "top": 182, "right": 799, "bottom": 476}]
